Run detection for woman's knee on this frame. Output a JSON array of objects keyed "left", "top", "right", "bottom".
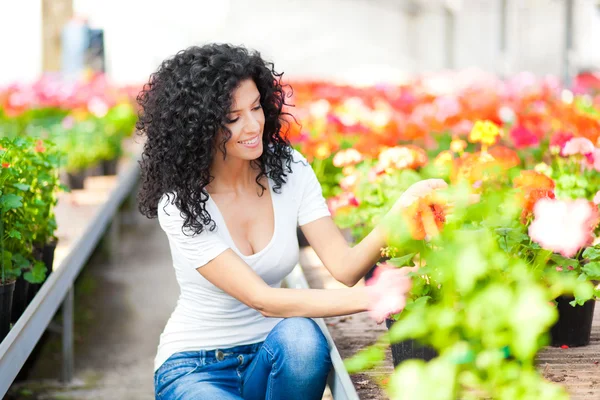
[{"left": 269, "top": 318, "right": 331, "bottom": 368}]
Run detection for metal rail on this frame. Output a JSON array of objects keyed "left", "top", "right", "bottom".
[
  {"left": 0, "top": 162, "right": 140, "bottom": 397},
  {"left": 284, "top": 264, "right": 360, "bottom": 400}
]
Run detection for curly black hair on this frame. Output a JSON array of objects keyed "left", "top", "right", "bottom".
[{"left": 136, "top": 44, "right": 295, "bottom": 234}]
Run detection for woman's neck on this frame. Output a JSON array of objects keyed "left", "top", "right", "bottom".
[{"left": 209, "top": 154, "right": 260, "bottom": 194}]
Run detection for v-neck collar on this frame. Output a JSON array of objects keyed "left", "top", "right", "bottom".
[{"left": 207, "top": 178, "right": 277, "bottom": 259}]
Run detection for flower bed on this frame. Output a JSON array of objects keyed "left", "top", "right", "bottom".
[
  {"left": 286, "top": 73, "right": 600, "bottom": 398},
  {"left": 0, "top": 73, "right": 138, "bottom": 179}
]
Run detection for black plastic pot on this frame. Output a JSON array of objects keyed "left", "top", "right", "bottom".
[
  {"left": 28, "top": 241, "right": 57, "bottom": 303},
  {"left": 101, "top": 158, "right": 118, "bottom": 176},
  {"left": 386, "top": 319, "right": 437, "bottom": 366},
  {"left": 550, "top": 296, "right": 596, "bottom": 347},
  {"left": 10, "top": 277, "right": 30, "bottom": 323},
  {"left": 67, "top": 170, "right": 86, "bottom": 190},
  {"left": 0, "top": 281, "right": 15, "bottom": 342}
]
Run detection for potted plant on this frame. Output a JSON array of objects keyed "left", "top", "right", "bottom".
[
  {"left": 0, "top": 138, "right": 52, "bottom": 323},
  {"left": 347, "top": 187, "right": 592, "bottom": 400}
]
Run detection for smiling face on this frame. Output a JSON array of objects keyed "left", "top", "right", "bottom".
[{"left": 219, "top": 78, "right": 265, "bottom": 161}]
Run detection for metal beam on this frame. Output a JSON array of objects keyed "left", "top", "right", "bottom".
[{"left": 284, "top": 265, "right": 360, "bottom": 400}]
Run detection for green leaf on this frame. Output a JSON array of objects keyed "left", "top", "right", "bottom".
[
  {"left": 582, "top": 247, "right": 600, "bottom": 261},
  {"left": 343, "top": 345, "right": 385, "bottom": 373},
  {"left": 12, "top": 183, "right": 30, "bottom": 191},
  {"left": 23, "top": 261, "right": 46, "bottom": 284},
  {"left": 8, "top": 229, "right": 21, "bottom": 239},
  {"left": 388, "top": 253, "right": 416, "bottom": 268},
  {"left": 550, "top": 254, "right": 579, "bottom": 268},
  {"left": 0, "top": 194, "right": 23, "bottom": 212},
  {"left": 573, "top": 282, "right": 594, "bottom": 303},
  {"left": 582, "top": 262, "right": 600, "bottom": 280},
  {"left": 11, "top": 253, "right": 29, "bottom": 269}
]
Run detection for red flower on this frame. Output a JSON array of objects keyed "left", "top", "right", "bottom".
[
  {"left": 510, "top": 125, "right": 540, "bottom": 149},
  {"left": 1, "top": 162, "right": 10, "bottom": 168}
]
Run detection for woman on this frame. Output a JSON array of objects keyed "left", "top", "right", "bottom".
[{"left": 137, "top": 44, "right": 446, "bottom": 400}]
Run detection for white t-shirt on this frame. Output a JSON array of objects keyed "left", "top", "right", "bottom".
[{"left": 154, "top": 149, "right": 331, "bottom": 372}]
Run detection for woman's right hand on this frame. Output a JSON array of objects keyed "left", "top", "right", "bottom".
[{"left": 365, "top": 264, "right": 414, "bottom": 324}]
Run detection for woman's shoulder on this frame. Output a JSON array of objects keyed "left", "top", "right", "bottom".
[{"left": 288, "top": 148, "right": 311, "bottom": 174}]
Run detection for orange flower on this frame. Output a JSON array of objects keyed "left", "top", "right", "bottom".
[
  {"left": 488, "top": 145, "right": 521, "bottom": 169},
  {"left": 402, "top": 196, "right": 447, "bottom": 240},
  {"left": 1, "top": 162, "right": 10, "bottom": 168},
  {"left": 513, "top": 170, "right": 555, "bottom": 191},
  {"left": 514, "top": 170, "right": 556, "bottom": 223},
  {"left": 34, "top": 139, "right": 46, "bottom": 153},
  {"left": 452, "top": 151, "right": 497, "bottom": 185}
]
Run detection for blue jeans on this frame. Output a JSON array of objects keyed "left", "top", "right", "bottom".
[{"left": 154, "top": 318, "right": 332, "bottom": 399}]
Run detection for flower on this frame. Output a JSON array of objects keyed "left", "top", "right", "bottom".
[
  {"left": 434, "top": 150, "right": 454, "bottom": 168},
  {"left": 365, "top": 263, "right": 412, "bottom": 323},
  {"left": 592, "top": 148, "right": 600, "bottom": 172},
  {"left": 1, "top": 162, "right": 10, "bottom": 168},
  {"left": 333, "top": 148, "right": 363, "bottom": 168},
  {"left": 514, "top": 170, "right": 556, "bottom": 224},
  {"left": 550, "top": 131, "right": 574, "bottom": 155},
  {"left": 327, "top": 192, "right": 359, "bottom": 216},
  {"left": 450, "top": 138, "right": 467, "bottom": 154},
  {"left": 513, "top": 170, "right": 555, "bottom": 191},
  {"left": 528, "top": 198, "right": 596, "bottom": 257},
  {"left": 376, "top": 145, "right": 427, "bottom": 172},
  {"left": 468, "top": 120, "right": 503, "bottom": 147},
  {"left": 34, "top": 139, "right": 46, "bottom": 153},
  {"left": 453, "top": 151, "right": 499, "bottom": 185},
  {"left": 562, "top": 137, "right": 595, "bottom": 157},
  {"left": 594, "top": 191, "right": 600, "bottom": 205},
  {"left": 510, "top": 125, "right": 540, "bottom": 149},
  {"left": 401, "top": 195, "right": 447, "bottom": 240},
  {"left": 340, "top": 173, "right": 359, "bottom": 191},
  {"left": 488, "top": 145, "right": 521, "bottom": 170}
]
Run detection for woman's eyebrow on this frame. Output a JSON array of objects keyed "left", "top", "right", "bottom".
[{"left": 229, "top": 95, "right": 261, "bottom": 113}]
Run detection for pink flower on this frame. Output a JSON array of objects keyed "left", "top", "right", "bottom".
[
  {"left": 550, "top": 131, "right": 574, "bottom": 152},
  {"left": 594, "top": 191, "right": 600, "bottom": 205},
  {"left": 528, "top": 198, "right": 595, "bottom": 257},
  {"left": 365, "top": 263, "right": 412, "bottom": 323},
  {"left": 593, "top": 148, "right": 600, "bottom": 172},
  {"left": 562, "top": 137, "right": 595, "bottom": 157},
  {"left": 510, "top": 125, "right": 540, "bottom": 149}
]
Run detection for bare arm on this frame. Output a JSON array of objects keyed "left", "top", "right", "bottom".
[
  {"left": 301, "top": 179, "right": 450, "bottom": 287},
  {"left": 300, "top": 216, "right": 385, "bottom": 287},
  {"left": 197, "top": 249, "right": 370, "bottom": 318}
]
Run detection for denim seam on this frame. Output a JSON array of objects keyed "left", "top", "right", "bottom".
[{"left": 263, "top": 343, "right": 277, "bottom": 400}]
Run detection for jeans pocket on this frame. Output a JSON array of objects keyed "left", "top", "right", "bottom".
[{"left": 156, "top": 362, "right": 200, "bottom": 398}]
